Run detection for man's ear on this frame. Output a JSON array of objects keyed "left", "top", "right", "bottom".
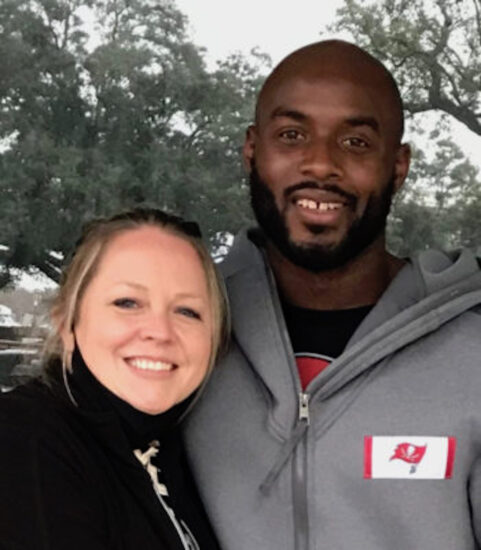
[
  {"left": 393, "top": 143, "right": 411, "bottom": 193},
  {"left": 242, "top": 125, "right": 257, "bottom": 173}
]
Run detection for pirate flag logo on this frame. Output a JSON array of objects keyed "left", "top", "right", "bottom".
[{"left": 390, "top": 442, "right": 427, "bottom": 474}]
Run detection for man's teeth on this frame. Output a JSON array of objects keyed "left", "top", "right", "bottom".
[
  {"left": 297, "top": 198, "right": 342, "bottom": 211},
  {"left": 129, "top": 358, "right": 173, "bottom": 371}
]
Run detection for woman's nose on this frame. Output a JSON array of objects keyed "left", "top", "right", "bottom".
[{"left": 139, "top": 312, "right": 174, "bottom": 343}]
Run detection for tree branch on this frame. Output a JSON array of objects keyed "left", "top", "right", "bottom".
[
  {"left": 33, "top": 256, "right": 61, "bottom": 285},
  {"left": 473, "top": 0, "right": 481, "bottom": 39},
  {"left": 61, "top": 6, "right": 72, "bottom": 51}
]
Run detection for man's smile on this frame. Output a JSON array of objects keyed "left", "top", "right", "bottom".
[{"left": 287, "top": 187, "right": 355, "bottom": 228}]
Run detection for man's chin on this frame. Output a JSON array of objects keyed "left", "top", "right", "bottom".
[
  {"left": 287, "top": 227, "right": 343, "bottom": 252},
  {"left": 271, "top": 238, "right": 347, "bottom": 273}
]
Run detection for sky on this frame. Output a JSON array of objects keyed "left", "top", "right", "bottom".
[{"left": 175, "top": 0, "right": 344, "bottom": 67}]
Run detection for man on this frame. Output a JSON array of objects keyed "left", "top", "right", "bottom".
[{"left": 185, "top": 40, "right": 481, "bottom": 549}]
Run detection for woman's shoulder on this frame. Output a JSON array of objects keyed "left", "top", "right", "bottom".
[
  {"left": 0, "top": 376, "right": 106, "bottom": 490},
  {"left": 0, "top": 379, "right": 112, "bottom": 549},
  {"left": 0, "top": 377, "right": 74, "bottom": 441}
]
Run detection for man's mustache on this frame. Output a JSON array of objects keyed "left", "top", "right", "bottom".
[{"left": 284, "top": 181, "right": 357, "bottom": 206}]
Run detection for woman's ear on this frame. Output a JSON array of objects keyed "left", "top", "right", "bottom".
[
  {"left": 53, "top": 312, "right": 74, "bottom": 353},
  {"left": 61, "top": 328, "right": 75, "bottom": 353}
]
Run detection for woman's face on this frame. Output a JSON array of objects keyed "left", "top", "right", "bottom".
[{"left": 68, "top": 225, "right": 213, "bottom": 414}]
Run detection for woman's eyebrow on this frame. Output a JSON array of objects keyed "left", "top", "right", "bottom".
[{"left": 111, "top": 281, "right": 147, "bottom": 291}]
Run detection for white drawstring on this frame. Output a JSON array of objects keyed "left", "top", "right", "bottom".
[
  {"left": 134, "top": 442, "right": 168, "bottom": 496},
  {"left": 133, "top": 442, "right": 200, "bottom": 550}
]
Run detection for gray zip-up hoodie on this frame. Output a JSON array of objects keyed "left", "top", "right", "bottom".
[{"left": 185, "top": 229, "right": 481, "bottom": 550}]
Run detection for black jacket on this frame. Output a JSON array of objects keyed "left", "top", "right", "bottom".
[{"left": 0, "top": 354, "right": 219, "bottom": 550}]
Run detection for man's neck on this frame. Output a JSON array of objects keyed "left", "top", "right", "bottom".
[{"left": 266, "top": 237, "right": 405, "bottom": 310}]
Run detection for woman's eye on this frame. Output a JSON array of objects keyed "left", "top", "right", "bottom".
[
  {"left": 176, "top": 306, "right": 201, "bottom": 320},
  {"left": 112, "top": 298, "right": 139, "bottom": 309}
]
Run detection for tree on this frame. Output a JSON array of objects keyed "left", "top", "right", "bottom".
[
  {"left": 0, "top": 0, "right": 267, "bottom": 285},
  {"left": 331, "top": 0, "right": 481, "bottom": 253},
  {"left": 332, "top": 0, "right": 481, "bottom": 133},
  {"left": 388, "top": 132, "right": 481, "bottom": 254}
]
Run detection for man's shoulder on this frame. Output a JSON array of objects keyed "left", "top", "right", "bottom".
[
  {"left": 410, "top": 247, "right": 481, "bottom": 295},
  {"left": 219, "top": 227, "right": 267, "bottom": 279}
]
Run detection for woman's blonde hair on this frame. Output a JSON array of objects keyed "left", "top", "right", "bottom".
[{"left": 46, "top": 208, "right": 230, "bottom": 385}]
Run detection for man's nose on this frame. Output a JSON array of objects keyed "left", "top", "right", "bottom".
[
  {"left": 299, "top": 138, "right": 342, "bottom": 180},
  {"left": 139, "top": 312, "right": 174, "bottom": 343}
]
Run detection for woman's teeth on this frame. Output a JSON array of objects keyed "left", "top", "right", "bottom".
[{"left": 128, "top": 358, "right": 173, "bottom": 371}]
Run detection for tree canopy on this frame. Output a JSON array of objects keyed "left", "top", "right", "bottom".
[{"left": 0, "top": 0, "right": 268, "bottom": 285}]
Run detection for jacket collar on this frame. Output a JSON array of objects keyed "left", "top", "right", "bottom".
[{"left": 222, "top": 229, "right": 481, "bottom": 405}]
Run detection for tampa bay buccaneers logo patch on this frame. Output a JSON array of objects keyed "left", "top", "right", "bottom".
[
  {"left": 390, "top": 442, "right": 427, "bottom": 474},
  {"left": 364, "top": 436, "right": 456, "bottom": 479}
]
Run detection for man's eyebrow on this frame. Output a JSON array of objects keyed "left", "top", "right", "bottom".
[
  {"left": 270, "top": 107, "right": 307, "bottom": 122},
  {"left": 345, "top": 116, "right": 380, "bottom": 133},
  {"left": 269, "top": 110, "right": 380, "bottom": 134}
]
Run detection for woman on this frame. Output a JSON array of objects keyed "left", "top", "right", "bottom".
[{"left": 0, "top": 208, "right": 228, "bottom": 549}]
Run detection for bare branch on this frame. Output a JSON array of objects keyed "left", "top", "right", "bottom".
[
  {"left": 185, "top": 119, "right": 211, "bottom": 148},
  {"left": 473, "top": 0, "right": 481, "bottom": 39},
  {"left": 34, "top": 257, "right": 61, "bottom": 284},
  {"left": 60, "top": 6, "right": 72, "bottom": 51}
]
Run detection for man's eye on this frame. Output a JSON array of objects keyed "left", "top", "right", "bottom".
[
  {"left": 343, "top": 137, "right": 369, "bottom": 149},
  {"left": 176, "top": 306, "right": 201, "bottom": 320},
  {"left": 279, "top": 129, "right": 305, "bottom": 142},
  {"left": 113, "top": 298, "right": 139, "bottom": 309}
]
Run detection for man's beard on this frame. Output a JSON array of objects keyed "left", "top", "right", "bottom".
[{"left": 249, "top": 163, "right": 395, "bottom": 272}]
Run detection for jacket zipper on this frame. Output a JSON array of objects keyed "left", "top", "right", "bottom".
[
  {"left": 294, "top": 392, "right": 310, "bottom": 550},
  {"left": 299, "top": 392, "right": 310, "bottom": 425}
]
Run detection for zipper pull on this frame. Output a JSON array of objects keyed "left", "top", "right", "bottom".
[{"left": 299, "top": 392, "right": 310, "bottom": 425}]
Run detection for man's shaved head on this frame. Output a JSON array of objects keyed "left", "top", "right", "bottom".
[{"left": 256, "top": 40, "right": 404, "bottom": 143}]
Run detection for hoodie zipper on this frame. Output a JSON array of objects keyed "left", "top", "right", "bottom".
[
  {"left": 294, "top": 392, "right": 310, "bottom": 550},
  {"left": 299, "top": 392, "right": 310, "bottom": 424}
]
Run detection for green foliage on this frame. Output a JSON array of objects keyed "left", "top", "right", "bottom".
[
  {"left": 388, "top": 134, "right": 481, "bottom": 255},
  {"left": 332, "top": 0, "right": 481, "bottom": 254},
  {"left": 0, "top": 0, "right": 267, "bottom": 283}
]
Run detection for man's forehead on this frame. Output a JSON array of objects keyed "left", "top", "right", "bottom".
[
  {"left": 255, "top": 41, "right": 404, "bottom": 141},
  {"left": 258, "top": 73, "right": 389, "bottom": 123}
]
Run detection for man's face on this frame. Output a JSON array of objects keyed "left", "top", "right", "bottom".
[{"left": 244, "top": 73, "right": 410, "bottom": 271}]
